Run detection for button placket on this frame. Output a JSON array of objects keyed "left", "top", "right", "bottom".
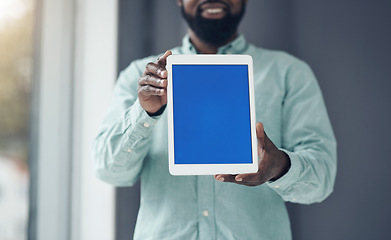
[
  {"left": 197, "top": 176, "right": 216, "bottom": 240},
  {"left": 202, "top": 210, "right": 209, "bottom": 217}
]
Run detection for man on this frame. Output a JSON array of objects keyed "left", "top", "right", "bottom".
[{"left": 93, "top": 0, "right": 337, "bottom": 239}]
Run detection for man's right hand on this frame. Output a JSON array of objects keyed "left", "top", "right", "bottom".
[{"left": 138, "top": 50, "right": 172, "bottom": 115}]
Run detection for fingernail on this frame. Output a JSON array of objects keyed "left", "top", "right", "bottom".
[
  {"left": 159, "top": 80, "right": 164, "bottom": 86},
  {"left": 218, "top": 177, "right": 224, "bottom": 182},
  {"left": 160, "top": 70, "right": 166, "bottom": 77},
  {"left": 236, "top": 177, "right": 243, "bottom": 182}
]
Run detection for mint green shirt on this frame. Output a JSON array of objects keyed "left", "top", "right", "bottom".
[{"left": 93, "top": 35, "right": 337, "bottom": 240}]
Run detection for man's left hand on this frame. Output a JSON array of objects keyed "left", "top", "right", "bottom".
[{"left": 214, "top": 122, "right": 291, "bottom": 187}]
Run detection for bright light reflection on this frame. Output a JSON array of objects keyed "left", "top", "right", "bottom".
[{"left": 0, "top": 0, "right": 30, "bottom": 28}]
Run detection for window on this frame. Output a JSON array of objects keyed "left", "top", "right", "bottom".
[
  {"left": 30, "top": 0, "right": 117, "bottom": 239},
  {"left": 0, "top": 0, "right": 34, "bottom": 239}
]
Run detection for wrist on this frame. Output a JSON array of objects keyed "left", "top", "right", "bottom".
[
  {"left": 271, "top": 150, "right": 291, "bottom": 181},
  {"left": 147, "top": 104, "right": 167, "bottom": 117}
]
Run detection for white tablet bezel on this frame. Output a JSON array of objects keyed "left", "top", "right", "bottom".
[{"left": 166, "top": 54, "right": 258, "bottom": 175}]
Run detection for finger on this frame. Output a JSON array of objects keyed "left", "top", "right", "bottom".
[
  {"left": 139, "top": 75, "right": 167, "bottom": 88},
  {"left": 256, "top": 122, "right": 266, "bottom": 150},
  {"left": 214, "top": 174, "right": 236, "bottom": 182},
  {"left": 138, "top": 85, "right": 165, "bottom": 98},
  {"left": 157, "top": 50, "right": 172, "bottom": 66},
  {"left": 235, "top": 173, "right": 258, "bottom": 182},
  {"left": 144, "top": 62, "right": 167, "bottom": 78},
  {"left": 215, "top": 174, "right": 263, "bottom": 187}
]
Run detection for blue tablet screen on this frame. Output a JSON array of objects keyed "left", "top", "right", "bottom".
[{"left": 172, "top": 64, "right": 253, "bottom": 164}]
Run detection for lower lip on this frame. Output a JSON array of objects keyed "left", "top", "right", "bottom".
[{"left": 201, "top": 9, "right": 226, "bottom": 19}]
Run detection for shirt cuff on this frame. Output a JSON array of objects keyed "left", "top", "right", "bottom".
[
  {"left": 266, "top": 148, "right": 302, "bottom": 197},
  {"left": 124, "top": 99, "right": 161, "bottom": 139}
]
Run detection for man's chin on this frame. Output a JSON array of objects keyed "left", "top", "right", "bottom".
[{"left": 181, "top": 4, "right": 245, "bottom": 46}]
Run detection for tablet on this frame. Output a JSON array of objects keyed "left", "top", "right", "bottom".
[{"left": 166, "top": 54, "right": 258, "bottom": 175}]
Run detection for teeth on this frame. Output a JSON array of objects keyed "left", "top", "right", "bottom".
[{"left": 206, "top": 8, "right": 223, "bottom": 14}]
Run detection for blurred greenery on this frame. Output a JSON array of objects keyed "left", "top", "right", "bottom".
[{"left": 0, "top": 8, "right": 33, "bottom": 163}]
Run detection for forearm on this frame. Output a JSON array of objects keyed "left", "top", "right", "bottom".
[
  {"left": 268, "top": 142, "right": 337, "bottom": 204},
  {"left": 93, "top": 99, "right": 159, "bottom": 186}
]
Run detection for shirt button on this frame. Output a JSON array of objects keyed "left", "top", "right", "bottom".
[
  {"left": 143, "top": 122, "right": 150, "bottom": 128},
  {"left": 127, "top": 148, "right": 132, "bottom": 153},
  {"left": 202, "top": 210, "right": 209, "bottom": 217},
  {"left": 274, "top": 185, "right": 280, "bottom": 189}
]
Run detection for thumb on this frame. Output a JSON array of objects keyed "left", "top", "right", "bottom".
[
  {"left": 256, "top": 122, "right": 266, "bottom": 150},
  {"left": 157, "top": 50, "right": 172, "bottom": 66}
]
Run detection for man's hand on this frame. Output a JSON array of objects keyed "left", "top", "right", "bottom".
[
  {"left": 138, "top": 50, "right": 172, "bottom": 115},
  {"left": 214, "top": 122, "right": 291, "bottom": 187}
]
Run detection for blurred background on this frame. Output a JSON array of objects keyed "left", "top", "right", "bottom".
[
  {"left": 0, "top": 0, "right": 33, "bottom": 239},
  {"left": 0, "top": 0, "right": 390, "bottom": 240}
]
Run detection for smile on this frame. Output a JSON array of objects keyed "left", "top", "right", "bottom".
[{"left": 205, "top": 8, "right": 224, "bottom": 14}]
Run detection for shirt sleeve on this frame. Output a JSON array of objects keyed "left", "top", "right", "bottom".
[
  {"left": 267, "top": 61, "right": 337, "bottom": 204},
  {"left": 92, "top": 61, "right": 161, "bottom": 187}
]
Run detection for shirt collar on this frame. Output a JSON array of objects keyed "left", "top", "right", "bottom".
[{"left": 181, "top": 34, "right": 248, "bottom": 54}]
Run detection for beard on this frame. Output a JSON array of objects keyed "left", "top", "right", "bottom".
[{"left": 181, "top": 0, "right": 246, "bottom": 46}]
